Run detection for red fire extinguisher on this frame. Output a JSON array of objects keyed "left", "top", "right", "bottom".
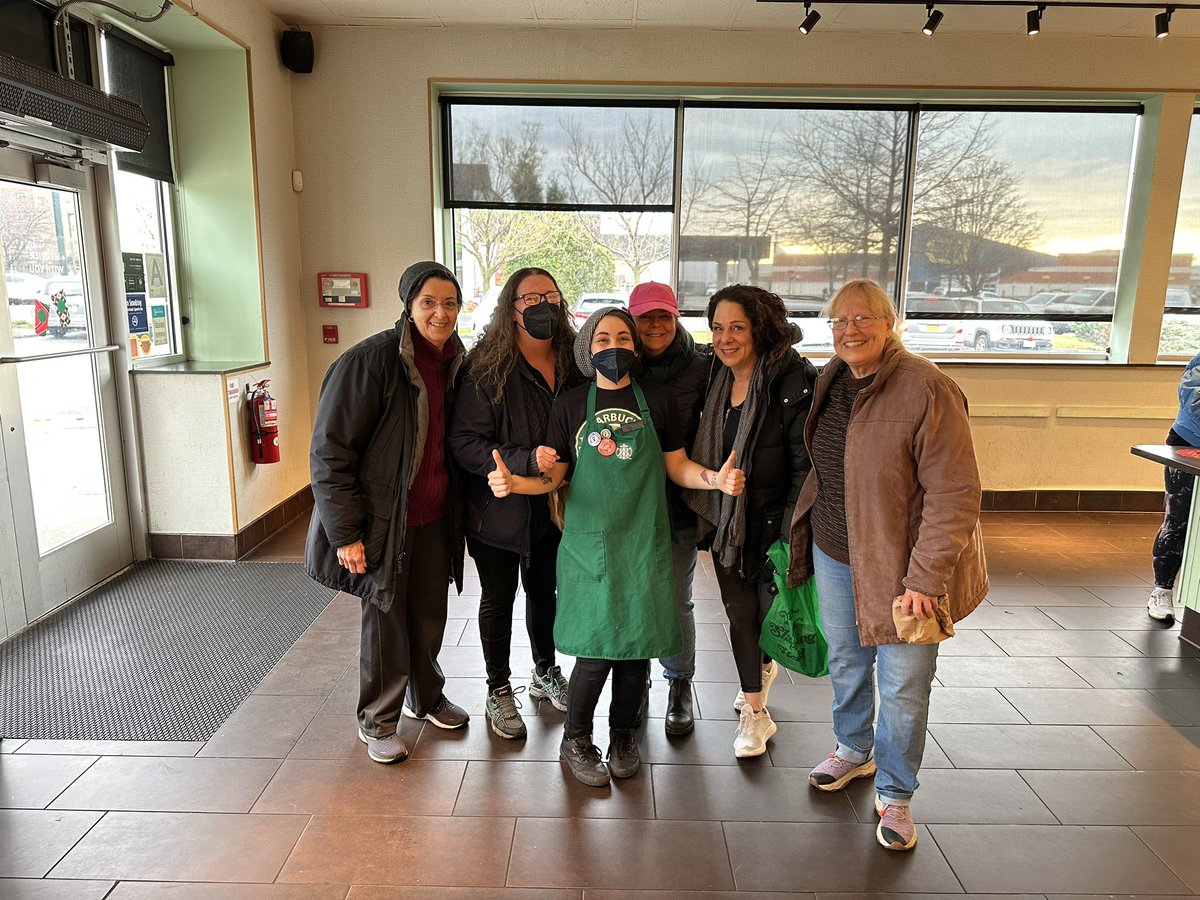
[{"left": 247, "top": 379, "right": 280, "bottom": 464}]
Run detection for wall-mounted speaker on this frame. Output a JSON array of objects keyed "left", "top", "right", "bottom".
[{"left": 280, "top": 30, "right": 314, "bottom": 74}]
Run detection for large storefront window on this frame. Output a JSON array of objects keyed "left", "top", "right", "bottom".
[
  {"left": 444, "top": 100, "right": 675, "bottom": 345},
  {"left": 1162, "top": 112, "right": 1200, "bottom": 358},
  {"left": 443, "top": 96, "right": 1143, "bottom": 359},
  {"left": 906, "top": 108, "right": 1138, "bottom": 356}
]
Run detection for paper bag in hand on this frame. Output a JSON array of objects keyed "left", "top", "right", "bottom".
[{"left": 892, "top": 594, "right": 955, "bottom": 644}]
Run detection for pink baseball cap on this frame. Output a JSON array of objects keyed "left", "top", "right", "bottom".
[{"left": 629, "top": 282, "right": 679, "bottom": 318}]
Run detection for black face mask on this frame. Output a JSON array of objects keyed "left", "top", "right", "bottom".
[
  {"left": 592, "top": 347, "right": 637, "bottom": 383},
  {"left": 520, "top": 301, "right": 557, "bottom": 341}
]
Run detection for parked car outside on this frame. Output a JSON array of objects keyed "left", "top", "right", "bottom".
[
  {"left": 957, "top": 297, "right": 1054, "bottom": 351},
  {"left": 573, "top": 292, "right": 627, "bottom": 322},
  {"left": 1165, "top": 288, "right": 1196, "bottom": 309},
  {"left": 1043, "top": 288, "right": 1115, "bottom": 334},
  {"left": 900, "top": 293, "right": 965, "bottom": 353},
  {"left": 32, "top": 277, "right": 86, "bottom": 337},
  {"left": 1025, "top": 291, "right": 1071, "bottom": 314},
  {"left": 5, "top": 271, "right": 45, "bottom": 305},
  {"left": 1044, "top": 288, "right": 1116, "bottom": 316}
]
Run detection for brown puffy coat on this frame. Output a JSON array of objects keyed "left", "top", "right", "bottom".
[{"left": 786, "top": 336, "right": 988, "bottom": 646}]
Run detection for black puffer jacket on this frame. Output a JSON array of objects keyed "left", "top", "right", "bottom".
[
  {"left": 305, "top": 314, "right": 465, "bottom": 610},
  {"left": 641, "top": 326, "right": 711, "bottom": 533},
  {"left": 448, "top": 358, "right": 583, "bottom": 554},
  {"left": 713, "top": 348, "right": 818, "bottom": 582}
]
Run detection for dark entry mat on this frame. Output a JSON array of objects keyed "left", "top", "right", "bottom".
[{"left": 0, "top": 560, "right": 336, "bottom": 741}]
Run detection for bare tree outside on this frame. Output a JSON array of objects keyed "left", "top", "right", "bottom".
[
  {"left": 691, "top": 126, "right": 794, "bottom": 282},
  {"left": 921, "top": 155, "right": 1044, "bottom": 295},
  {"left": 560, "top": 114, "right": 672, "bottom": 283},
  {"left": 784, "top": 110, "right": 993, "bottom": 286},
  {"left": 0, "top": 189, "right": 55, "bottom": 273}
]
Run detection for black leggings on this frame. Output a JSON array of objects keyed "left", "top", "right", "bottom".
[
  {"left": 469, "top": 530, "right": 559, "bottom": 692},
  {"left": 1153, "top": 428, "right": 1195, "bottom": 589},
  {"left": 715, "top": 564, "right": 774, "bottom": 693},
  {"left": 564, "top": 658, "right": 650, "bottom": 740}
]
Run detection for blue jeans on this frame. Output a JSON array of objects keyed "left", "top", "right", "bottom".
[
  {"left": 811, "top": 543, "right": 939, "bottom": 804},
  {"left": 659, "top": 524, "right": 697, "bottom": 680}
]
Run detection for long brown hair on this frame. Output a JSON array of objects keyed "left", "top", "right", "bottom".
[{"left": 466, "top": 267, "right": 577, "bottom": 405}]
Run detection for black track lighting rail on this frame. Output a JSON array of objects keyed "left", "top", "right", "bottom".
[
  {"left": 757, "top": 1, "right": 1200, "bottom": 9},
  {"left": 758, "top": 0, "right": 1193, "bottom": 37}
]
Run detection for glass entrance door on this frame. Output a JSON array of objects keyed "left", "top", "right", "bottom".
[{"left": 0, "top": 148, "right": 132, "bottom": 635}]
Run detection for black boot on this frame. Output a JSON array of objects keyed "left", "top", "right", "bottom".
[
  {"left": 607, "top": 727, "right": 641, "bottom": 778},
  {"left": 665, "top": 676, "right": 694, "bottom": 736}
]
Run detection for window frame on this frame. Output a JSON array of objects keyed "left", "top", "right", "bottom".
[{"left": 437, "top": 87, "right": 1148, "bottom": 363}]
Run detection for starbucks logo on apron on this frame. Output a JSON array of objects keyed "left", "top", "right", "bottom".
[{"left": 616, "top": 443, "right": 633, "bottom": 461}]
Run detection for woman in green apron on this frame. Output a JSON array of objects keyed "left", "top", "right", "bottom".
[{"left": 488, "top": 307, "right": 744, "bottom": 787}]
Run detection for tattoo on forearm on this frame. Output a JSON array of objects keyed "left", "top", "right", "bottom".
[
  {"left": 539, "top": 474, "right": 552, "bottom": 485},
  {"left": 705, "top": 469, "right": 718, "bottom": 488}
]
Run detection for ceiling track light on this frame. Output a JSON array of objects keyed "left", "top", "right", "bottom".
[
  {"left": 799, "top": 1, "right": 822, "bottom": 33},
  {"left": 922, "top": 2, "right": 944, "bottom": 34},
  {"left": 1156, "top": 5, "right": 1173, "bottom": 36},
  {"left": 1027, "top": 4, "right": 1045, "bottom": 33},
  {"left": 760, "top": 1, "right": 1200, "bottom": 39}
]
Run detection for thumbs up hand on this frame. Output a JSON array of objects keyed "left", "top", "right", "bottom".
[
  {"left": 717, "top": 450, "right": 745, "bottom": 497},
  {"left": 535, "top": 444, "right": 559, "bottom": 474},
  {"left": 488, "top": 448, "right": 514, "bottom": 498}
]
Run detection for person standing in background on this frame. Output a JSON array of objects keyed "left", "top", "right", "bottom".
[
  {"left": 306, "top": 261, "right": 470, "bottom": 765},
  {"left": 631, "top": 281, "right": 710, "bottom": 736},
  {"left": 449, "top": 267, "right": 582, "bottom": 739},
  {"left": 1148, "top": 349, "right": 1200, "bottom": 623}
]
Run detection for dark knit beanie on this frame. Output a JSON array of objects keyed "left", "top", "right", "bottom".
[
  {"left": 574, "top": 306, "right": 641, "bottom": 379},
  {"left": 397, "top": 261, "right": 461, "bottom": 310}
]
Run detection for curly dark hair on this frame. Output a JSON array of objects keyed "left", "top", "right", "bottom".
[
  {"left": 706, "top": 284, "right": 799, "bottom": 368},
  {"left": 465, "top": 267, "right": 577, "bottom": 405}
]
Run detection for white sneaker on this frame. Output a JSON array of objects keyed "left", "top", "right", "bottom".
[
  {"left": 733, "top": 705, "right": 777, "bottom": 758},
  {"left": 1148, "top": 587, "right": 1175, "bottom": 623},
  {"left": 734, "top": 659, "right": 780, "bottom": 712}
]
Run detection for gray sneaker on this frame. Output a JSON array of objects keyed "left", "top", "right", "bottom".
[
  {"left": 403, "top": 694, "right": 469, "bottom": 730},
  {"left": 357, "top": 727, "right": 408, "bottom": 764},
  {"left": 529, "top": 665, "right": 569, "bottom": 712},
  {"left": 485, "top": 684, "right": 527, "bottom": 740}
]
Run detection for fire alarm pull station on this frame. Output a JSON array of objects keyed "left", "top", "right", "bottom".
[{"left": 318, "top": 272, "right": 368, "bottom": 308}]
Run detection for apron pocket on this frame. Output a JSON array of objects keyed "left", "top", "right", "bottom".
[{"left": 561, "top": 530, "right": 606, "bottom": 583}]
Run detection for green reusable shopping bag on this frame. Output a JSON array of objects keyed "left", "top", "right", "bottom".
[{"left": 760, "top": 539, "right": 829, "bottom": 678}]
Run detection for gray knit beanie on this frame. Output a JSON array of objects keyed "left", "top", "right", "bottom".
[
  {"left": 574, "top": 306, "right": 641, "bottom": 379},
  {"left": 397, "top": 261, "right": 461, "bottom": 310}
]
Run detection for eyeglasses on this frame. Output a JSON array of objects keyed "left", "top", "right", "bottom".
[
  {"left": 515, "top": 291, "right": 563, "bottom": 308},
  {"left": 827, "top": 314, "right": 886, "bottom": 330},
  {"left": 416, "top": 298, "right": 460, "bottom": 313}
]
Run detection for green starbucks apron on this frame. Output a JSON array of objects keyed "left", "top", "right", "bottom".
[{"left": 554, "top": 380, "right": 682, "bottom": 660}]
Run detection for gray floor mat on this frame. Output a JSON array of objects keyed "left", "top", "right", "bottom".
[{"left": 0, "top": 560, "right": 336, "bottom": 741}]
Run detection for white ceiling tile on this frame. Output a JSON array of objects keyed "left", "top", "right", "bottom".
[
  {"left": 433, "top": 0, "right": 538, "bottom": 22},
  {"left": 259, "top": 0, "right": 343, "bottom": 26},
  {"left": 322, "top": 0, "right": 439, "bottom": 16},
  {"left": 534, "top": 0, "right": 636, "bottom": 20},
  {"left": 633, "top": 0, "right": 739, "bottom": 27}
]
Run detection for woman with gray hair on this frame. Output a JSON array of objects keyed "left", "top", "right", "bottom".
[
  {"left": 487, "top": 306, "right": 744, "bottom": 788},
  {"left": 787, "top": 278, "right": 988, "bottom": 851}
]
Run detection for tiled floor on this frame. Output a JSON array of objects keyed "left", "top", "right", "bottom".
[{"left": 3, "top": 511, "right": 1200, "bottom": 898}]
